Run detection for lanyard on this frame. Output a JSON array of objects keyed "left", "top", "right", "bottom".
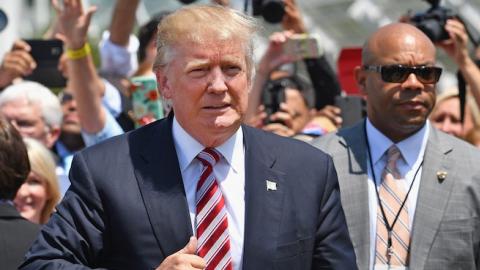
[{"left": 363, "top": 120, "right": 423, "bottom": 265}]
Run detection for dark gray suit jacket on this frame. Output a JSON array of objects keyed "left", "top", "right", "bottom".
[
  {"left": 20, "top": 116, "right": 356, "bottom": 269},
  {"left": 0, "top": 203, "right": 40, "bottom": 270},
  {"left": 312, "top": 121, "right": 480, "bottom": 270}
]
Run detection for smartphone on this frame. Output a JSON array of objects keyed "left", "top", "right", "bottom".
[
  {"left": 24, "top": 39, "right": 66, "bottom": 88},
  {"left": 334, "top": 95, "right": 366, "bottom": 128},
  {"left": 283, "top": 34, "right": 323, "bottom": 59},
  {"left": 130, "top": 76, "right": 164, "bottom": 128}
]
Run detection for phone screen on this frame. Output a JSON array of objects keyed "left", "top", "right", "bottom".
[{"left": 24, "top": 39, "right": 66, "bottom": 88}]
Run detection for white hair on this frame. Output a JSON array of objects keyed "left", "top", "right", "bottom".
[
  {"left": 154, "top": 4, "right": 259, "bottom": 82},
  {"left": 0, "top": 81, "right": 62, "bottom": 128}
]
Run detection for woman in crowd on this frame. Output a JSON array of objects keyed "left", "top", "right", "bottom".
[
  {"left": 14, "top": 138, "right": 60, "bottom": 224},
  {"left": 430, "top": 88, "right": 480, "bottom": 139}
]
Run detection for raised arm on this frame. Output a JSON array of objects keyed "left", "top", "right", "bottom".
[
  {"left": 53, "top": 0, "right": 106, "bottom": 134},
  {"left": 282, "top": 0, "right": 341, "bottom": 109},
  {"left": 244, "top": 31, "right": 299, "bottom": 124},
  {"left": 99, "top": 0, "right": 140, "bottom": 77},
  {"left": 108, "top": 0, "right": 140, "bottom": 47},
  {"left": 439, "top": 19, "right": 480, "bottom": 108}
]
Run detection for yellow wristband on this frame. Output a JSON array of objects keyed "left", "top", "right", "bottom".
[{"left": 66, "top": 43, "right": 91, "bottom": 60}]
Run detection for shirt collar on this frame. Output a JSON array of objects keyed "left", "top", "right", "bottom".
[
  {"left": 172, "top": 116, "right": 243, "bottom": 173},
  {"left": 55, "top": 141, "right": 74, "bottom": 159},
  {"left": 366, "top": 118, "right": 429, "bottom": 166}
]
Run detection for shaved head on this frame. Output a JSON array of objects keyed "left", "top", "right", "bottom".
[
  {"left": 356, "top": 22, "right": 439, "bottom": 142},
  {"left": 362, "top": 23, "right": 435, "bottom": 66}
]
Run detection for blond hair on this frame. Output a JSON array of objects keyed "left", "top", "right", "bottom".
[
  {"left": 23, "top": 138, "right": 60, "bottom": 224},
  {"left": 434, "top": 87, "right": 480, "bottom": 127},
  {"left": 154, "top": 4, "right": 259, "bottom": 81}
]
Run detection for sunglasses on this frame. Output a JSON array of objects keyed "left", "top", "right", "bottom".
[{"left": 363, "top": 65, "right": 442, "bottom": 84}]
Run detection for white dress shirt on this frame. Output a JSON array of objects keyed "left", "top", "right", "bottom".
[
  {"left": 172, "top": 117, "right": 245, "bottom": 270},
  {"left": 365, "top": 118, "right": 430, "bottom": 270}
]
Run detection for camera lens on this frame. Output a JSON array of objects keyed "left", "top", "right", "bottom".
[
  {"left": 0, "top": 9, "right": 8, "bottom": 32},
  {"left": 262, "top": 0, "right": 285, "bottom": 24}
]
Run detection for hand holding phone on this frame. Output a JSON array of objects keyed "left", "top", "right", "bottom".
[
  {"left": 283, "top": 34, "right": 323, "bottom": 59},
  {"left": 0, "top": 40, "right": 36, "bottom": 88}
]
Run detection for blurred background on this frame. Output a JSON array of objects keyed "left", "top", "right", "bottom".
[{"left": 0, "top": 0, "right": 479, "bottom": 91}]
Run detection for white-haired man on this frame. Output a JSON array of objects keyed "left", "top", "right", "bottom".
[{"left": 0, "top": 80, "right": 62, "bottom": 148}]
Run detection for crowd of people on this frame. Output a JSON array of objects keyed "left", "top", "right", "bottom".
[{"left": 0, "top": 0, "right": 480, "bottom": 269}]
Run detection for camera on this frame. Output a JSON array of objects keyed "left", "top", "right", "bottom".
[
  {"left": 262, "top": 74, "right": 314, "bottom": 125},
  {"left": 252, "top": 0, "right": 285, "bottom": 24},
  {"left": 262, "top": 77, "right": 286, "bottom": 124},
  {"left": 410, "top": 0, "right": 455, "bottom": 42}
]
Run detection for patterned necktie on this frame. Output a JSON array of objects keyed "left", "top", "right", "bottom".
[
  {"left": 375, "top": 145, "right": 410, "bottom": 266},
  {"left": 195, "top": 148, "right": 233, "bottom": 270}
]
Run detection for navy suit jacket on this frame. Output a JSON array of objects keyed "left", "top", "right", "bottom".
[{"left": 21, "top": 116, "right": 356, "bottom": 269}]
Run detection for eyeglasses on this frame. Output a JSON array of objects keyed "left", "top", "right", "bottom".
[
  {"left": 363, "top": 64, "right": 442, "bottom": 84},
  {"left": 58, "top": 92, "right": 74, "bottom": 104}
]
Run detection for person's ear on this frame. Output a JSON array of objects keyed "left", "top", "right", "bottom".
[
  {"left": 146, "top": 39, "right": 157, "bottom": 60},
  {"left": 45, "top": 126, "right": 61, "bottom": 149},
  {"left": 155, "top": 68, "right": 172, "bottom": 99},
  {"left": 354, "top": 66, "right": 368, "bottom": 96}
]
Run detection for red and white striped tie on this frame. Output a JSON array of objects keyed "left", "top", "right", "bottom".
[{"left": 195, "top": 148, "right": 233, "bottom": 270}]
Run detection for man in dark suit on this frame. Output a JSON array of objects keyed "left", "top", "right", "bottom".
[
  {"left": 0, "top": 117, "right": 40, "bottom": 270},
  {"left": 21, "top": 3, "right": 355, "bottom": 270},
  {"left": 313, "top": 22, "right": 480, "bottom": 270}
]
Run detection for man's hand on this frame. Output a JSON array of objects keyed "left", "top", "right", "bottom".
[
  {"left": 257, "top": 31, "right": 301, "bottom": 76},
  {"left": 156, "top": 237, "right": 206, "bottom": 270},
  {"left": 244, "top": 105, "right": 267, "bottom": 128},
  {"left": 52, "top": 0, "right": 97, "bottom": 49},
  {"left": 0, "top": 40, "right": 36, "bottom": 88},
  {"left": 316, "top": 105, "right": 342, "bottom": 128},
  {"left": 282, "top": 0, "right": 307, "bottom": 34},
  {"left": 263, "top": 103, "right": 296, "bottom": 137},
  {"left": 436, "top": 19, "right": 470, "bottom": 65}
]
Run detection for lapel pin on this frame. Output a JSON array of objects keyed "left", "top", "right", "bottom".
[
  {"left": 436, "top": 171, "right": 447, "bottom": 182},
  {"left": 266, "top": 180, "right": 277, "bottom": 191}
]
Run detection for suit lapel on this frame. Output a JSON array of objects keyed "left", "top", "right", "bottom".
[
  {"left": 241, "top": 126, "right": 286, "bottom": 269},
  {"left": 335, "top": 123, "right": 371, "bottom": 270},
  {"left": 130, "top": 116, "right": 193, "bottom": 257},
  {"left": 409, "top": 128, "right": 454, "bottom": 269}
]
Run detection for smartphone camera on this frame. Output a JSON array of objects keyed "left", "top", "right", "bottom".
[
  {"left": 283, "top": 34, "right": 323, "bottom": 60},
  {"left": 24, "top": 39, "right": 66, "bottom": 88}
]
